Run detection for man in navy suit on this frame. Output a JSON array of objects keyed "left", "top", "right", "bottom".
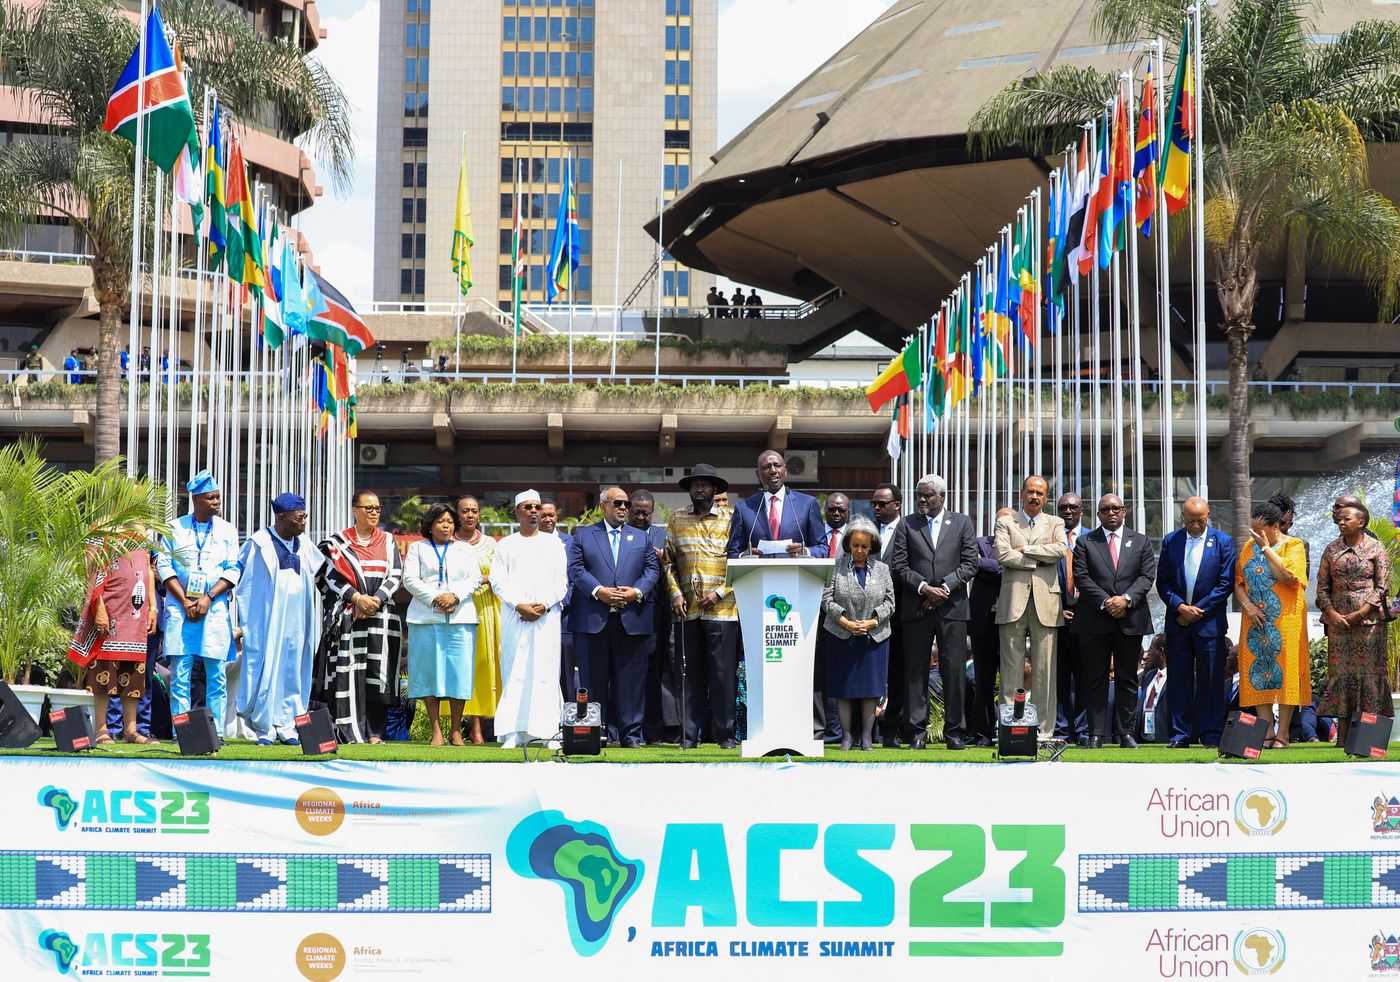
[
  {"left": 540, "top": 501, "right": 579, "bottom": 698},
  {"left": 725, "top": 450, "right": 829, "bottom": 559},
  {"left": 968, "top": 507, "right": 1014, "bottom": 745},
  {"left": 1156, "top": 496, "right": 1236, "bottom": 748},
  {"left": 629, "top": 490, "right": 677, "bottom": 744},
  {"left": 567, "top": 487, "right": 661, "bottom": 747}
]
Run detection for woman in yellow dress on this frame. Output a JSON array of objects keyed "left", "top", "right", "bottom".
[
  {"left": 1233, "top": 500, "right": 1309, "bottom": 748},
  {"left": 457, "top": 495, "right": 502, "bottom": 744}
]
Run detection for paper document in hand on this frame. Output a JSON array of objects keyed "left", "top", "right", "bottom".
[{"left": 757, "top": 539, "right": 793, "bottom": 556}]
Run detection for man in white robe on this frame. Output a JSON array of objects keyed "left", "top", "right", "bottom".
[
  {"left": 493, "top": 490, "right": 568, "bottom": 748},
  {"left": 234, "top": 493, "right": 325, "bottom": 744},
  {"left": 156, "top": 470, "right": 239, "bottom": 729}
]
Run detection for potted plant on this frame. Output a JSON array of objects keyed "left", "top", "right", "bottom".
[{"left": 0, "top": 439, "right": 169, "bottom": 725}]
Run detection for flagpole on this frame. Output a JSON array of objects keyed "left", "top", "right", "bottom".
[
  {"left": 961, "top": 276, "right": 972, "bottom": 517},
  {"left": 1155, "top": 36, "right": 1174, "bottom": 533},
  {"left": 1190, "top": 4, "right": 1208, "bottom": 503},
  {"left": 147, "top": 172, "right": 163, "bottom": 484},
  {"left": 1090, "top": 227, "right": 1102, "bottom": 508},
  {"left": 611, "top": 157, "right": 622, "bottom": 376},
  {"left": 165, "top": 172, "right": 180, "bottom": 507},
  {"left": 1052, "top": 167, "right": 1064, "bottom": 492},
  {"left": 1031, "top": 192, "right": 1042, "bottom": 477},
  {"left": 511, "top": 160, "right": 521, "bottom": 384},
  {"left": 125, "top": 0, "right": 149, "bottom": 477},
  {"left": 568, "top": 151, "right": 576, "bottom": 384},
  {"left": 455, "top": 131, "right": 465, "bottom": 374},
  {"left": 1126, "top": 67, "right": 1147, "bottom": 533},
  {"left": 189, "top": 87, "right": 211, "bottom": 480}
]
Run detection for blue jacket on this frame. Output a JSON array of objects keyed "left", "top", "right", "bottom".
[
  {"left": 725, "top": 488, "right": 829, "bottom": 559},
  {"left": 556, "top": 530, "right": 574, "bottom": 612},
  {"left": 566, "top": 520, "right": 660, "bottom": 636},
  {"left": 1156, "top": 527, "right": 1235, "bottom": 638}
]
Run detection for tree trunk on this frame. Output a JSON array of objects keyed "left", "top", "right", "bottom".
[
  {"left": 1224, "top": 323, "right": 1253, "bottom": 543},
  {"left": 91, "top": 256, "right": 127, "bottom": 466}
]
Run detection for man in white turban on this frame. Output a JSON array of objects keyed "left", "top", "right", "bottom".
[{"left": 492, "top": 490, "right": 568, "bottom": 747}]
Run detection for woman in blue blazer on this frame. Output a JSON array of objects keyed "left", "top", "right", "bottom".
[{"left": 821, "top": 516, "right": 897, "bottom": 751}]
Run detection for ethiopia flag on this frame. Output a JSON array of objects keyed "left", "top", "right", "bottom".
[
  {"left": 866, "top": 338, "right": 922, "bottom": 414},
  {"left": 103, "top": 5, "right": 195, "bottom": 174}
]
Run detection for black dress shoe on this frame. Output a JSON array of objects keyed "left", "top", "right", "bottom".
[
  {"left": 1120, "top": 735, "right": 1138, "bottom": 749},
  {"left": 718, "top": 739, "right": 737, "bottom": 750},
  {"left": 1077, "top": 736, "right": 1091, "bottom": 748},
  {"left": 1167, "top": 739, "right": 1191, "bottom": 749},
  {"left": 945, "top": 736, "right": 966, "bottom": 751},
  {"left": 678, "top": 740, "right": 696, "bottom": 750},
  {"left": 975, "top": 734, "right": 992, "bottom": 747},
  {"left": 908, "top": 733, "right": 928, "bottom": 750},
  {"left": 1087, "top": 736, "right": 1103, "bottom": 749},
  {"left": 882, "top": 734, "right": 901, "bottom": 749},
  {"left": 621, "top": 739, "right": 643, "bottom": 749}
]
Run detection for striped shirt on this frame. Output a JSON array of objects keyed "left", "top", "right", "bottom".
[{"left": 663, "top": 507, "right": 737, "bottom": 621}]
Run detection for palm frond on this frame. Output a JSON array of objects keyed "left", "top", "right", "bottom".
[
  {"left": 967, "top": 66, "right": 1120, "bottom": 157},
  {"left": 1091, "top": 0, "right": 1192, "bottom": 48}
]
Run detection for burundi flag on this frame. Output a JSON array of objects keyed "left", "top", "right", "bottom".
[
  {"left": 1160, "top": 23, "right": 1194, "bottom": 216},
  {"left": 102, "top": 5, "right": 195, "bottom": 174},
  {"left": 546, "top": 155, "right": 580, "bottom": 303},
  {"left": 451, "top": 143, "right": 473, "bottom": 294}
]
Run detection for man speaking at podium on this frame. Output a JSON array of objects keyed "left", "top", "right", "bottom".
[{"left": 726, "top": 450, "right": 829, "bottom": 559}]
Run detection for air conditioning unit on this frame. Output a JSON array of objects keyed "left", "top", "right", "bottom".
[
  {"left": 359, "top": 444, "right": 388, "bottom": 467},
  {"left": 784, "top": 450, "right": 819, "bottom": 483}
]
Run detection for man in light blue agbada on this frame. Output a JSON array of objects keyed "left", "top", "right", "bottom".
[
  {"left": 235, "top": 493, "right": 325, "bottom": 745},
  {"left": 156, "top": 470, "right": 240, "bottom": 731}
]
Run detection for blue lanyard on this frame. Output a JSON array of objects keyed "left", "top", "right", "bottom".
[
  {"left": 192, "top": 519, "right": 211, "bottom": 568},
  {"left": 431, "top": 541, "right": 450, "bottom": 587}
]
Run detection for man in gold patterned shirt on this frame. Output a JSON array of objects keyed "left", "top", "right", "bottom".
[{"left": 664, "top": 463, "right": 738, "bottom": 749}]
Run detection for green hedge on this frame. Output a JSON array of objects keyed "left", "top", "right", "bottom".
[{"left": 424, "top": 334, "right": 789, "bottom": 360}]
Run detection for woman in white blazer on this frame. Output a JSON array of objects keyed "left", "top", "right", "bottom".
[{"left": 403, "top": 502, "right": 482, "bottom": 745}]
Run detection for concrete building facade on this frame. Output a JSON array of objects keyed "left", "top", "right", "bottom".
[{"left": 373, "top": 0, "right": 717, "bottom": 312}]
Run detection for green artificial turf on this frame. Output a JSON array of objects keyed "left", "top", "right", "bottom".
[{"left": 1, "top": 737, "right": 1394, "bottom": 764}]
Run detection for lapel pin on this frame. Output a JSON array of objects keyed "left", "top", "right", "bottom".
[{"left": 1207, "top": 539, "right": 1215, "bottom": 547}]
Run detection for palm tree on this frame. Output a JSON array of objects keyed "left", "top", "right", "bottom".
[
  {"left": 969, "top": 0, "right": 1400, "bottom": 539},
  {"left": 0, "top": 439, "right": 171, "bottom": 684},
  {"left": 0, "top": 0, "right": 353, "bottom": 465}
]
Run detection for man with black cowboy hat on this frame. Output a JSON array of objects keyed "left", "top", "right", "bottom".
[{"left": 663, "top": 464, "right": 740, "bottom": 748}]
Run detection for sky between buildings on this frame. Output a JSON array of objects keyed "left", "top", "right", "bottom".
[{"left": 299, "top": 0, "right": 897, "bottom": 308}]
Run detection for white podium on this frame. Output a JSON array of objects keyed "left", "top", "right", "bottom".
[{"left": 726, "top": 557, "right": 835, "bottom": 758}]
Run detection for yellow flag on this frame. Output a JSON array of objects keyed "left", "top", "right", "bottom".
[{"left": 451, "top": 143, "right": 473, "bottom": 294}]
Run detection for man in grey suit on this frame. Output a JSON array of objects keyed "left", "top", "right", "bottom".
[
  {"left": 994, "top": 475, "right": 1069, "bottom": 740},
  {"left": 1070, "top": 493, "right": 1158, "bottom": 748},
  {"left": 890, "top": 474, "right": 978, "bottom": 749}
]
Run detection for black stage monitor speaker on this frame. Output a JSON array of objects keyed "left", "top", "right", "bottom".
[
  {"left": 1346, "top": 710, "right": 1394, "bottom": 759},
  {"left": 1220, "top": 710, "right": 1269, "bottom": 759},
  {"left": 562, "top": 688, "right": 602, "bottom": 755},
  {"left": 173, "top": 707, "right": 221, "bottom": 756},
  {"left": 50, "top": 705, "right": 95, "bottom": 753},
  {"left": 0, "top": 680, "right": 41, "bottom": 749},
  {"left": 997, "top": 688, "right": 1039, "bottom": 758},
  {"left": 295, "top": 708, "right": 337, "bottom": 756}
]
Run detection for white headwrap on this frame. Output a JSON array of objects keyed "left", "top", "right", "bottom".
[{"left": 514, "top": 489, "right": 542, "bottom": 507}]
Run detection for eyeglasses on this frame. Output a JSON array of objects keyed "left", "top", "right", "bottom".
[
  {"left": 1057, "top": 503, "right": 1081, "bottom": 511},
  {"left": 1099, "top": 505, "right": 1124, "bottom": 513},
  {"left": 355, "top": 504, "right": 382, "bottom": 512},
  {"left": 608, "top": 499, "right": 630, "bottom": 508}
]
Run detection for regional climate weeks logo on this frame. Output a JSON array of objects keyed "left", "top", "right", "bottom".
[
  {"left": 36, "top": 928, "right": 212, "bottom": 977},
  {"left": 506, "top": 810, "right": 643, "bottom": 957},
  {"left": 1233, "top": 927, "right": 1286, "bottom": 975},
  {"left": 1233, "top": 788, "right": 1286, "bottom": 836},
  {"left": 38, "top": 785, "right": 210, "bottom": 835}
]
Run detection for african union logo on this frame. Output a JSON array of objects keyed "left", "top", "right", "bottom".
[
  {"left": 1374, "top": 795, "right": 1400, "bottom": 835},
  {"left": 37, "top": 929, "right": 78, "bottom": 975},
  {"left": 506, "top": 810, "right": 643, "bottom": 957},
  {"left": 1234, "top": 928, "right": 1286, "bottom": 975},
  {"left": 765, "top": 594, "right": 792, "bottom": 623},
  {"left": 38, "top": 786, "right": 79, "bottom": 831},
  {"left": 1233, "top": 788, "right": 1287, "bottom": 836},
  {"left": 1371, "top": 933, "right": 1400, "bottom": 974}
]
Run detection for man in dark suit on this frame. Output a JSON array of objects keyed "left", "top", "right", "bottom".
[
  {"left": 1156, "top": 495, "right": 1236, "bottom": 748},
  {"left": 1055, "top": 493, "right": 1087, "bottom": 745},
  {"left": 890, "top": 474, "right": 978, "bottom": 749},
  {"left": 725, "top": 450, "right": 829, "bottom": 559},
  {"left": 630, "top": 490, "right": 676, "bottom": 745},
  {"left": 1070, "top": 493, "right": 1158, "bottom": 749},
  {"left": 566, "top": 486, "right": 660, "bottom": 747},
  {"left": 968, "top": 507, "right": 1014, "bottom": 746},
  {"left": 539, "top": 501, "right": 578, "bottom": 698},
  {"left": 870, "top": 483, "right": 904, "bottom": 746}
]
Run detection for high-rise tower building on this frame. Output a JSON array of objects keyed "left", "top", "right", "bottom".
[{"left": 372, "top": 0, "right": 716, "bottom": 312}]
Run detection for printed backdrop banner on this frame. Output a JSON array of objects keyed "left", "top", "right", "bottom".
[{"left": 4, "top": 758, "right": 1400, "bottom": 979}]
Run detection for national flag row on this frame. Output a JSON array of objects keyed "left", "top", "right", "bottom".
[
  {"left": 866, "top": 24, "right": 1195, "bottom": 425},
  {"left": 101, "top": 3, "right": 374, "bottom": 437}
]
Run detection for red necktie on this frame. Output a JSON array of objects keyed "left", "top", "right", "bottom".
[
  {"left": 1108, "top": 531, "right": 1119, "bottom": 569},
  {"left": 829, "top": 529, "right": 838, "bottom": 555},
  {"left": 768, "top": 496, "right": 781, "bottom": 539}
]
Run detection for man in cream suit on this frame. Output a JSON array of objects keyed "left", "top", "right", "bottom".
[{"left": 994, "top": 475, "right": 1068, "bottom": 739}]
